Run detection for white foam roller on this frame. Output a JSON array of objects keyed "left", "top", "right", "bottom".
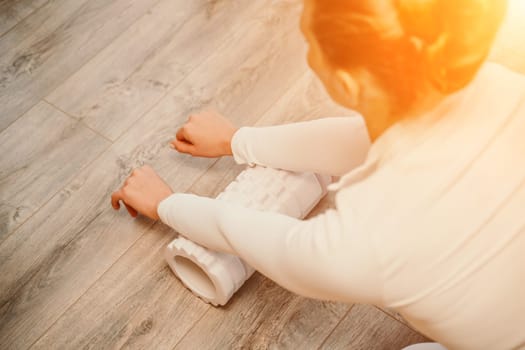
[{"left": 165, "top": 166, "right": 331, "bottom": 306}]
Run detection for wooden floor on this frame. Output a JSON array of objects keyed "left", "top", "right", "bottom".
[{"left": 1, "top": 1, "right": 523, "bottom": 349}]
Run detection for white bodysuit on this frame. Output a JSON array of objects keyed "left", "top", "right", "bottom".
[{"left": 158, "top": 63, "right": 525, "bottom": 350}]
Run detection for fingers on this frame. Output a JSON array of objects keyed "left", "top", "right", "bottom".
[
  {"left": 173, "top": 126, "right": 195, "bottom": 154},
  {"left": 172, "top": 139, "right": 196, "bottom": 155},
  {"left": 175, "top": 127, "right": 187, "bottom": 142},
  {"left": 111, "top": 190, "right": 123, "bottom": 210},
  {"left": 124, "top": 203, "right": 138, "bottom": 217},
  {"left": 112, "top": 187, "right": 139, "bottom": 218},
  {"left": 112, "top": 165, "right": 160, "bottom": 218}
]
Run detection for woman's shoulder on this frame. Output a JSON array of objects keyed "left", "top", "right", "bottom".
[
  {"left": 466, "top": 62, "right": 525, "bottom": 130},
  {"left": 475, "top": 61, "right": 525, "bottom": 90}
]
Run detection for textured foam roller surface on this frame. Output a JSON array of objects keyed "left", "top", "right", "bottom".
[{"left": 165, "top": 166, "right": 331, "bottom": 306}]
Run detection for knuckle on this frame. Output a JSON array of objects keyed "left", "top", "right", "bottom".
[{"left": 182, "top": 124, "right": 192, "bottom": 134}]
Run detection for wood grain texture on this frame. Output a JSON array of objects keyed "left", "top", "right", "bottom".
[
  {"left": 30, "top": 224, "right": 210, "bottom": 350},
  {"left": 156, "top": 0, "right": 308, "bottom": 132},
  {"left": 0, "top": 2, "right": 310, "bottom": 349},
  {"left": 46, "top": 0, "right": 265, "bottom": 141},
  {"left": 0, "top": 101, "right": 110, "bottom": 242},
  {"left": 0, "top": 90, "right": 218, "bottom": 349},
  {"left": 380, "top": 307, "right": 414, "bottom": 328},
  {"left": 319, "top": 304, "right": 429, "bottom": 350},
  {"left": 0, "top": 0, "right": 159, "bottom": 132},
  {"left": 0, "top": 0, "right": 48, "bottom": 36},
  {"left": 174, "top": 274, "right": 348, "bottom": 350},
  {"left": 245, "top": 70, "right": 354, "bottom": 129}
]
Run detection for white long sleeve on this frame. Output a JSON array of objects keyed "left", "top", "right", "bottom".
[
  {"left": 160, "top": 63, "right": 525, "bottom": 349},
  {"left": 158, "top": 193, "right": 382, "bottom": 303},
  {"left": 231, "top": 116, "right": 370, "bottom": 176}
]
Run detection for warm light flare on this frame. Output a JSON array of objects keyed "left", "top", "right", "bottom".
[
  {"left": 509, "top": 0, "right": 525, "bottom": 16},
  {"left": 489, "top": 0, "right": 525, "bottom": 73},
  {"left": 498, "top": 0, "right": 525, "bottom": 40}
]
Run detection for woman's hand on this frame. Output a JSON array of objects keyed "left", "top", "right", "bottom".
[
  {"left": 171, "top": 110, "right": 238, "bottom": 158},
  {"left": 111, "top": 165, "right": 173, "bottom": 220}
]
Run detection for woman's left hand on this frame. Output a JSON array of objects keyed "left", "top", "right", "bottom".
[
  {"left": 111, "top": 165, "right": 173, "bottom": 220},
  {"left": 171, "top": 110, "right": 238, "bottom": 158}
]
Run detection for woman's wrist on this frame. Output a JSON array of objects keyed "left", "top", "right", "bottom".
[{"left": 225, "top": 127, "right": 239, "bottom": 156}]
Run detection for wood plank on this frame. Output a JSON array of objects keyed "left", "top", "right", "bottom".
[
  {"left": 378, "top": 306, "right": 428, "bottom": 334},
  {"left": 0, "top": 101, "right": 110, "bottom": 242},
  {"left": 46, "top": 0, "right": 265, "bottom": 141},
  {"left": 30, "top": 224, "right": 210, "bottom": 350},
  {"left": 0, "top": 0, "right": 86, "bottom": 51},
  {"left": 0, "top": 0, "right": 48, "bottom": 37},
  {"left": 0, "top": 98, "right": 212, "bottom": 350},
  {"left": 0, "top": 0, "right": 159, "bottom": 132},
  {"left": 242, "top": 70, "right": 353, "bottom": 128},
  {"left": 0, "top": 3, "right": 307, "bottom": 348},
  {"left": 174, "top": 276, "right": 348, "bottom": 350},
  {"left": 319, "top": 304, "right": 429, "bottom": 350},
  {"left": 151, "top": 1, "right": 308, "bottom": 136}
]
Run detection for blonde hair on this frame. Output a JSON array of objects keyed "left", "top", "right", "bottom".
[{"left": 307, "top": 0, "right": 507, "bottom": 111}]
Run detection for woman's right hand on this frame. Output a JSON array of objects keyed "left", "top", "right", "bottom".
[{"left": 171, "top": 110, "right": 238, "bottom": 158}]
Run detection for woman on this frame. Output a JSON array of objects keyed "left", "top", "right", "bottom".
[{"left": 111, "top": 1, "right": 525, "bottom": 348}]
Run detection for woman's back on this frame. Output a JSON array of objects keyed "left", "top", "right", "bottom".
[{"left": 335, "top": 62, "right": 525, "bottom": 349}]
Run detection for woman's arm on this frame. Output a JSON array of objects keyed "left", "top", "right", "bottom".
[
  {"left": 110, "top": 165, "right": 380, "bottom": 302},
  {"left": 157, "top": 192, "right": 381, "bottom": 302},
  {"left": 231, "top": 116, "right": 371, "bottom": 176},
  {"left": 172, "top": 111, "right": 371, "bottom": 176}
]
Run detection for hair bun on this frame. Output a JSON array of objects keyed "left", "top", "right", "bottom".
[{"left": 397, "top": 0, "right": 507, "bottom": 93}]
